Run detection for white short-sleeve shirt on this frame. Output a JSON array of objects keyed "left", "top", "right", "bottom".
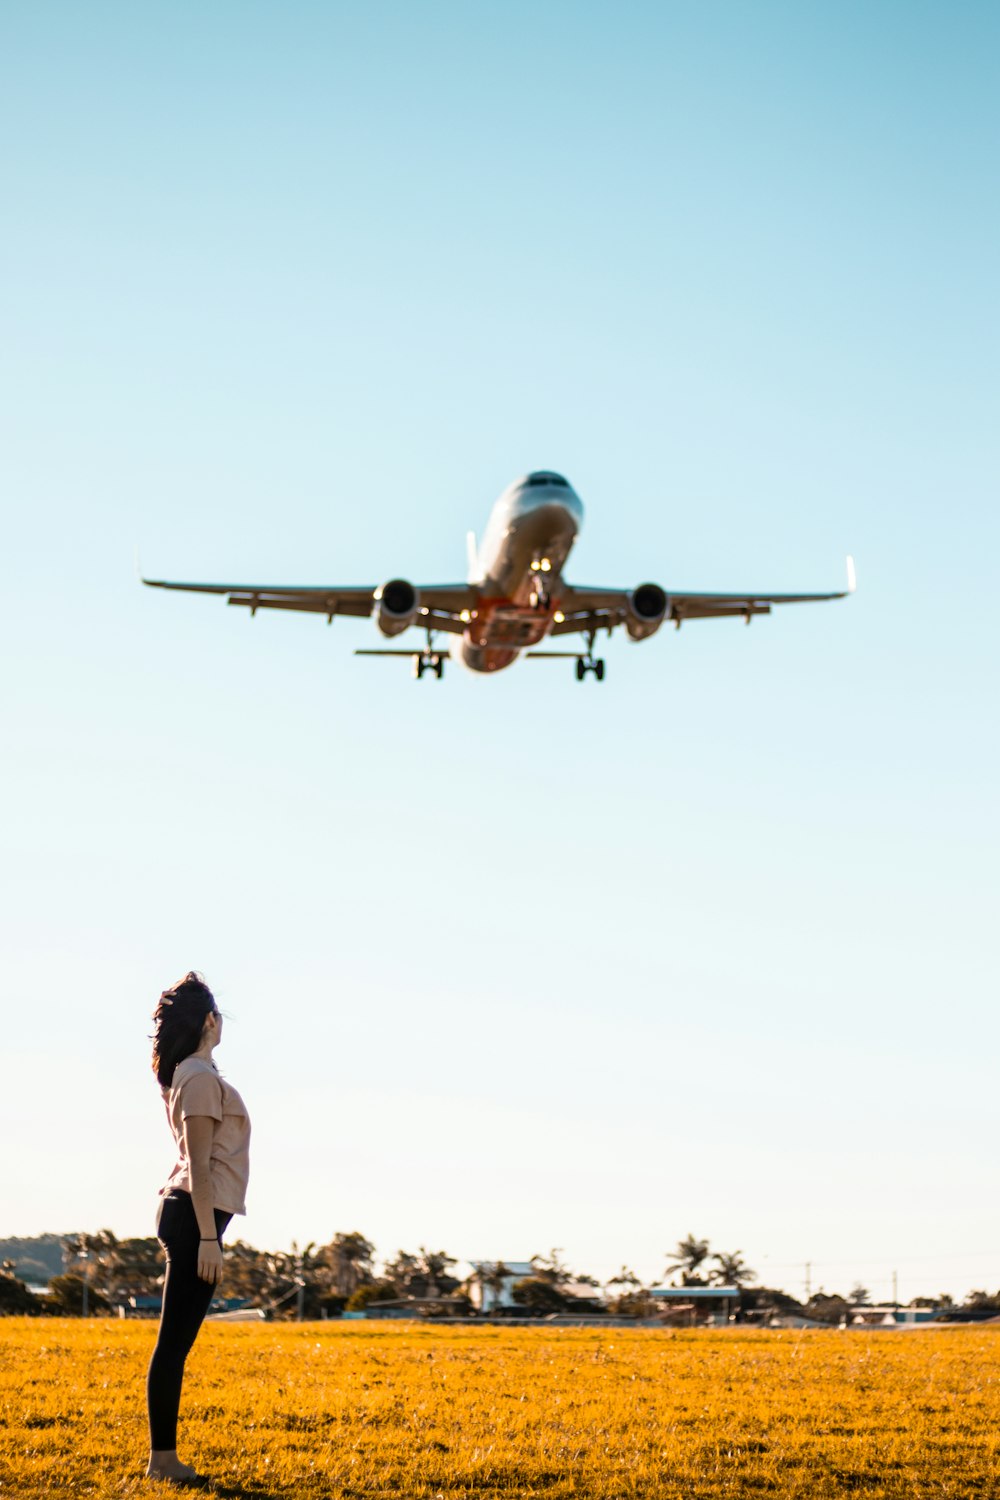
[{"left": 160, "top": 1056, "right": 251, "bottom": 1215}]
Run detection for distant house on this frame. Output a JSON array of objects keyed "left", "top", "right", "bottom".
[
  {"left": 465, "top": 1262, "right": 535, "bottom": 1311},
  {"left": 561, "top": 1281, "right": 606, "bottom": 1305},
  {"left": 648, "top": 1286, "right": 740, "bottom": 1327},
  {"left": 850, "top": 1305, "right": 940, "bottom": 1327},
  {"left": 461, "top": 1264, "right": 607, "bottom": 1316}
]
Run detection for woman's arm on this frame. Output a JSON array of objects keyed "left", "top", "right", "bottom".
[{"left": 182, "top": 1114, "right": 224, "bottom": 1286}]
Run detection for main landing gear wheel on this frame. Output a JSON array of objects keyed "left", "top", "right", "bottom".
[
  {"left": 412, "top": 629, "right": 445, "bottom": 680},
  {"left": 574, "top": 629, "right": 606, "bottom": 680},
  {"left": 414, "top": 654, "right": 445, "bottom": 680},
  {"left": 575, "top": 654, "right": 606, "bottom": 682}
]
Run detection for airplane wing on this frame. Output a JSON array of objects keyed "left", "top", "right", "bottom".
[
  {"left": 142, "top": 576, "right": 476, "bottom": 629},
  {"left": 555, "top": 558, "right": 855, "bottom": 633}
]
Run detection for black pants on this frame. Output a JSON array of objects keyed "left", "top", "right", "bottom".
[{"left": 146, "top": 1190, "right": 232, "bottom": 1451}]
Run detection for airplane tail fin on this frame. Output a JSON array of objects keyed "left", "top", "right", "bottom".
[{"left": 466, "top": 530, "right": 481, "bottom": 583}]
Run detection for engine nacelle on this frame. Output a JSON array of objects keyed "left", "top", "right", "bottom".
[
  {"left": 625, "top": 582, "right": 669, "bottom": 641},
  {"left": 374, "top": 578, "right": 420, "bottom": 637}
]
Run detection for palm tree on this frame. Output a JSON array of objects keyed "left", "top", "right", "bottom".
[
  {"left": 606, "top": 1265, "right": 641, "bottom": 1296},
  {"left": 86, "top": 1231, "right": 163, "bottom": 1304},
  {"left": 325, "top": 1232, "right": 375, "bottom": 1297},
  {"left": 711, "top": 1251, "right": 756, "bottom": 1287},
  {"left": 417, "top": 1248, "right": 457, "bottom": 1297},
  {"left": 530, "top": 1248, "right": 571, "bottom": 1285},
  {"left": 383, "top": 1249, "right": 421, "bottom": 1296},
  {"left": 259, "top": 1240, "right": 331, "bottom": 1319},
  {"left": 220, "top": 1240, "right": 276, "bottom": 1304},
  {"left": 664, "top": 1234, "right": 711, "bottom": 1285}
]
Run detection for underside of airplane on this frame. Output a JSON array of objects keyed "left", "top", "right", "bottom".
[{"left": 143, "top": 472, "right": 854, "bottom": 680}]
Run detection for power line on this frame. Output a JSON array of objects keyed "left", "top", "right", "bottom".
[{"left": 758, "top": 1248, "right": 999, "bottom": 1270}]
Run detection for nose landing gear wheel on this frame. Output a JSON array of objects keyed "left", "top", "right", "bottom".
[{"left": 575, "top": 658, "right": 585, "bottom": 682}]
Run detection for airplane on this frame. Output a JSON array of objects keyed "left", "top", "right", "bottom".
[{"left": 143, "top": 470, "right": 855, "bottom": 680}]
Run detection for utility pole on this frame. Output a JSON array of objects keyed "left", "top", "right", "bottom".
[
  {"left": 892, "top": 1269, "right": 898, "bottom": 1308},
  {"left": 804, "top": 1262, "right": 812, "bottom": 1302}
]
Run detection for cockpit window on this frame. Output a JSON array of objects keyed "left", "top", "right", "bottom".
[{"left": 526, "top": 472, "right": 569, "bottom": 488}]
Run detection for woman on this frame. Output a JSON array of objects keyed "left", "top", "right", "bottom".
[{"left": 146, "top": 972, "right": 251, "bottom": 1485}]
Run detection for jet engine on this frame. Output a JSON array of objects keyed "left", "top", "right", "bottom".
[
  {"left": 625, "top": 583, "right": 669, "bottom": 640},
  {"left": 374, "top": 578, "right": 421, "bottom": 637}
]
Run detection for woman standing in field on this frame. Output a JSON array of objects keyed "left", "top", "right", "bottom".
[{"left": 146, "top": 973, "right": 251, "bottom": 1485}]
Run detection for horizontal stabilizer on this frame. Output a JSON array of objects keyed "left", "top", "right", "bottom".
[{"left": 354, "top": 649, "right": 451, "bottom": 658}]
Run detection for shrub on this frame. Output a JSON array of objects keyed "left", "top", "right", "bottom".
[
  {"left": 345, "top": 1281, "right": 398, "bottom": 1312},
  {"left": 511, "top": 1277, "right": 567, "bottom": 1313},
  {"left": 0, "top": 1271, "right": 39, "bottom": 1316},
  {"left": 607, "top": 1289, "right": 660, "bottom": 1319},
  {"left": 45, "top": 1275, "right": 110, "bottom": 1315}
]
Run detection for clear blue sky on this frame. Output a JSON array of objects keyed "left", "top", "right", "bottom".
[{"left": 1, "top": 1, "right": 997, "bottom": 1303}]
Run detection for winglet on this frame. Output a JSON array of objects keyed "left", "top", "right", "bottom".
[
  {"left": 466, "top": 530, "right": 480, "bottom": 584},
  {"left": 846, "top": 555, "right": 857, "bottom": 594}
]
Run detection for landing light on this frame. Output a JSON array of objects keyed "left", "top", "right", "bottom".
[
  {"left": 460, "top": 609, "right": 471, "bottom": 622},
  {"left": 554, "top": 611, "right": 565, "bottom": 623},
  {"left": 540, "top": 558, "right": 552, "bottom": 572},
  {"left": 419, "top": 607, "right": 429, "bottom": 616}
]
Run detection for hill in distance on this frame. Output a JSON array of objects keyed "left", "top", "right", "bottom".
[{"left": 1, "top": 1234, "right": 67, "bottom": 1285}]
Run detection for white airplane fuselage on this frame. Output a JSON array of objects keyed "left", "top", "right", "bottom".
[{"left": 456, "top": 472, "right": 584, "bottom": 673}]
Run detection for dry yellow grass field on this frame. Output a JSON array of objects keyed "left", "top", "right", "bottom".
[{"left": 1, "top": 1319, "right": 998, "bottom": 1499}]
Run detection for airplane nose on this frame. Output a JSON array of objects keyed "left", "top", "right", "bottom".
[{"left": 513, "top": 484, "right": 584, "bottom": 524}]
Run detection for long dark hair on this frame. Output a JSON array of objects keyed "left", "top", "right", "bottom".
[{"left": 151, "top": 971, "right": 217, "bottom": 1089}]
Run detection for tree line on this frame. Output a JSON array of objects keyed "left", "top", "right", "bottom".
[{"left": 2, "top": 1230, "right": 996, "bottom": 1321}]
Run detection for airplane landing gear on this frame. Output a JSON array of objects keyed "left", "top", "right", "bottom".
[
  {"left": 575, "top": 632, "right": 606, "bottom": 681},
  {"left": 413, "top": 629, "right": 445, "bottom": 679},
  {"left": 414, "top": 652, "right": 445, "bottom": 680}
]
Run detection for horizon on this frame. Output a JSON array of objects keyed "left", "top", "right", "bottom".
[{"left": 3, "top": 1226, "right": 995, "bottom": 1308}]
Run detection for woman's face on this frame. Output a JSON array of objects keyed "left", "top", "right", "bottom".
[{"left": 204, "top": 1007, "right": 223, "bottom": 1048}]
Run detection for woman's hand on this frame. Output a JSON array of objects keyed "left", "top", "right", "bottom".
[{"left": 197, "top": 1238, "right": 223, "bottom": 1286}]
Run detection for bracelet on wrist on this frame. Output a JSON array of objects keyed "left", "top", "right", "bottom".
[{"left": 200, "top": 1236, "right": 219, "bottom": 1241}]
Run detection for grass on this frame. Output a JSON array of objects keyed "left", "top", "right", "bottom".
[{"left": 0, "top": 1319, "right": 998, "bottom": 1498}]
